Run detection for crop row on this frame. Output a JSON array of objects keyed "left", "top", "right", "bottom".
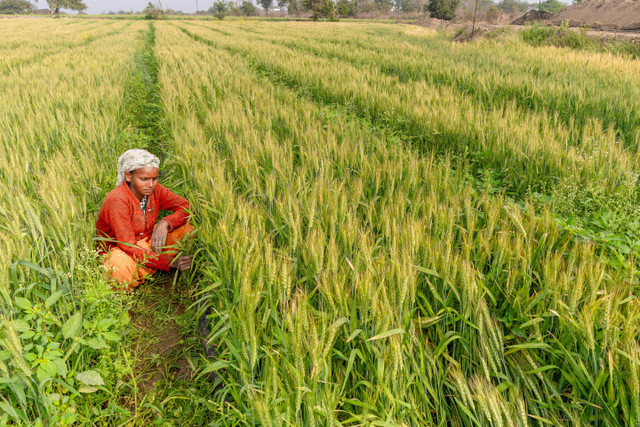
[
  {"left": 158, "top": 22, "right": 640, "bottom": 425},
  {"left": 204, "top": 20, "right": 640, "bottom": 151},
  {"left": 0, "top": 21, "right": 145, "bottom": 424},
  {"left": 176, "top": 21, "right": 640, "bottom": 251},
  {"left": 0, "top": 19, "right": 132, "bottom": 76}
]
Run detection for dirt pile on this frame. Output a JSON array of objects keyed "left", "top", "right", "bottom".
[
  {"left": 511, "top": 10, "right": 554, "bottom": 25},
  {"left": 452, "top": 22, "right": 506, "bottom": 41},
  {"left": 551, "top": 0, "right": 640, "bottom": 30}
]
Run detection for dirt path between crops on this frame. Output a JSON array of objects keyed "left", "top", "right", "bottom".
[{"left": 129, "top": 275, "right": 194, "bottom": 394}]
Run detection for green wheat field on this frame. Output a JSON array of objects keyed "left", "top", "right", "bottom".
[{"left": 1, "top": 17, "right": 640, "bottom": 426}]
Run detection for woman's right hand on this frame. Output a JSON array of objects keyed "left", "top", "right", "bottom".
[{"left": 170, "top": 255, "right": 194, "bottom": 271}]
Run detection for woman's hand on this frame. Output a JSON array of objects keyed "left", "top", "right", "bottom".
[
  {"left": 171, "top": 255, "right": 194, "bottom": 271},
  {"left": 151, "top": 220, "right": 170, "bottom": 253}
]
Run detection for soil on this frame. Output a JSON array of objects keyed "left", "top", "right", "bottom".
[
  {"left": 552, "top": 0, "right": 640, "bottom": 31},
  {"left": 511, "top": 10, "right": 554, "bottom": 26},
  {"left": 129, "top": 275, "right": 194, "bottom": 394}
]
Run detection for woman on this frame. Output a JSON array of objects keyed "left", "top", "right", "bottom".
[{"left": 97, "top": 149, "right": 194, "bottom": 290}]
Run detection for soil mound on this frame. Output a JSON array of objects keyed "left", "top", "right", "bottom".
[
  {"left": 453, "top": 22, "right": 504, "bottom": 42},
  {"left": 511, "top": 10, "right": 554, "bottom": 25},
  {"left": 551, "top": 0, "right": 640, "bottom": 30}
]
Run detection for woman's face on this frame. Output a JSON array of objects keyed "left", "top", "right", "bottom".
[{"left": 125, "top": 166, "right": 159, "bottom": 200}]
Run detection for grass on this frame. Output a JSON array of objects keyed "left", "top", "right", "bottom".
[
  {"left": 521, "top": 21, "right": 640, "bottom": 59},
  {"left": 2, "top": 17, "right": 640, "bottom": 426}
]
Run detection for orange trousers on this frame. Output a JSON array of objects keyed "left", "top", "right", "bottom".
[{"left": 103, "top": 223, "right": 194, "bottom": 290}]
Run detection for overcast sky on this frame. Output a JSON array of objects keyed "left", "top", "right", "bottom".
[{"left": 35, "top": 0, "right": 207, "bottom": 14}]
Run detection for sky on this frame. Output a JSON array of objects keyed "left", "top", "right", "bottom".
[{"left": 35, "top": 0, "right": 206, "bottom": 14}]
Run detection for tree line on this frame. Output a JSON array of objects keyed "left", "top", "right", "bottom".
[
  {"left": 0, "top": 0, "right": 566, "bottom": 22},
  {"left": 0, "top": 0, "right": 86, "bottom": 14},
  {"left": 203, "top": 0, "right": 561, "bottom": 21}
]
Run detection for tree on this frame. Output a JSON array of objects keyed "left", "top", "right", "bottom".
[
  {"left": 259, "top": 0, "right": 272, "bottom": 15},
  {"left": 46, "top": 0, "right": 86, "bottom": 14},
  {"left": 0, "top": 0, "right": 34, "bottom": 13},
  {"left": 319, "top": 0, "right": 336, "bottom": 19},
  {"left": 496, "top": 0, "right": 527, "bottom": 14},
  {"left": 426, "top": 0, "right": 461, "bottom": 20},
  {"left": 336, "top": 0, "right": 356, "bottom": 16},
  {"left": 373, "top": 0, "right": 393, "bottom": 12},
  {"left": 208, "top": 0, "right": 228, "bottom": 18},
  {"left": 240, "top": 0, "right": 256, "bottom": 15},
  {"left": 279, "top": 0, "right": 300, "bottom": 15},
  {"left": 302, "top": 0, "right": 335, "bottom": 19},
  {"left": 538, "top": 0, "right": 563, "bottom": 13},
  {"left": 392, "top": 0, "right": 401, "bottom": 20},
  {"left": 143, "top": 1, "right": 163, "bottom": 19},
  {"left": 394, "top": 0, "right": 424, "bottom": 12}
]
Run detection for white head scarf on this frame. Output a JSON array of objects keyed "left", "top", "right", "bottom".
[{"left": 116, "top": 149, "right": 160, "bottom": 187}]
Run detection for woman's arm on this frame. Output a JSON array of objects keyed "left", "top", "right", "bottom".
[
  {"left": 155, "top": 184, "right": 190, "bottom": 231},
  {"left": 102, "top": 197, "right": 173, "bottom": 271}
]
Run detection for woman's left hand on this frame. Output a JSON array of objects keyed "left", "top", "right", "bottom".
[{"left": 151, "top": 220, "right": 170, "bottom": 253}]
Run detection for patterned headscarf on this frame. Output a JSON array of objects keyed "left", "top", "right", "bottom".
[{"left": 116, "top": 149, "right": 160, "bottom": 187}]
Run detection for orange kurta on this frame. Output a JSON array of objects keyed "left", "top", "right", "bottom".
[
  {"left": 103, "top": 223, "right": 194, "bottom": 289},
  {"left": 97, "top": 182, "right": 190, "bottom": 271},
  {"left": 96, "top": 182, "right": 193, "bottom": 288}
]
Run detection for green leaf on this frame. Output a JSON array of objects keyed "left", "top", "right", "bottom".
[
  {"left": 47, "top": 393, "right": 61, "bottom": 404},
  {"left": 17, "top": 261, "right": 53, "bottom": 280},
  {"left": 367, "top": 328, "right": 404, "bottom": 341},
  {"left": 346, "top": 329, "right": 362, "bottom": 343},
  {"left": 12, "top": 319, "right": 30, "bottom": 333},
  {"left": 11, "top": 380, "right": 27, "bottom": 406},
  {"left": 36, "top": 360, "right": 58, "bottom": 383},
  {"left": 0, "top": 402, "right": 19, "bottom": 420},
  {"left": 101, "top": 332, "right": 121, "bottom": 342},
  {"left": 53, "top": 378, "right": 79, "bottom": 396},
  {"left": 85, "top": 338, "right": 109, "bottom": 350},
  {"left": 340, "top": 349, "right": 359, "bottom": 395},
  {"left": 200, "top": 360, "right": 229, "bottom": 375},
  {"left": 78, "top": 385, "right": 98, "bottom": 393},
  {"left": 52, "top": 358, "right": 68, "bottom": 378},
  {"left": 495, "top": 380, "right": 513, "bottom": 393},
  {"left": 62, "top": 312, "right": 82, "bottom": 340},
  {"left": 15, "top": 297, "right": 32, "bottom": 311},
  {"left": 434, "top": 331, "right": 463, "bottom": 357},
  {"left": 526, "top": 364, "right": 559, "bottom": 375},
  {"left": 504, "top": 341, "right": 551, "bottom": 355},
  {"left": 76, "top": 370, "right": 105, "bottom": 386},
  {"left": 414, "top": 265, "right": 441, "bottom": 278},
  {"left": 97, "top": 318, "right": 116, "bottom": 329},
  {"left": 20, "top": 331, "right": 35, "bottom": 340},
  {"left": 45, "top": 291, "right": 64, "bottom": 308},
  {"left": 331, "top": 317, "right": 349, "bottom": 329}
]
